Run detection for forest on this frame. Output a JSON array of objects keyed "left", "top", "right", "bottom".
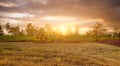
[{"left": 0, "top": 22, "right": 120, "bottom": 42}]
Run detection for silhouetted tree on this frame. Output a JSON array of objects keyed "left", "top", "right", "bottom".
[
  {"left": 75, "top": 25, "right": 80, "bottom": 35},
  {"left": 5, "top": 23, "right": 21, "bottom": 35},
  {"left": 26, "top": 23, "right": 37, "bottom": 36},
  {"left": 44, "top": 24, "right": 54, "bottom": 40},
  {"left": 19, "top": 29, "right": 25, "bottom": 36},
  {"left": 38, "top": 27, "right": 46, "bottom": 40},
  {"left": 0, "top": 24, "right": 4, "bottom": 35},
  {"left": 90, "top": 22, "right": 107, "bottom": 41},
  {"left": 66, "top": 26, "right": 73, "bottom": 36},
  {"left": 45, "top": 24, "right": 53, "bottom": 34},
  {"left": 113, "top": 25, "right": 120, "bottom": 39},
  {"left": 5, "top": 23, "right": 11, "bottom": 33},
  {"left": 10, "top": 25, "right": 20, "bottom": 36}
]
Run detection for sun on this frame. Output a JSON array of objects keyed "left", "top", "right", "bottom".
[
  {"left": 53, "top": 25, "right": 68, "bottom": 35},
  {"left": 59, "top": 25, "right": 67, "bottom": 35}
]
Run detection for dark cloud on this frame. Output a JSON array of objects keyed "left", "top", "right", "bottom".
[{"left": 0, "top": 0, "right": 120, "bottom": 27}]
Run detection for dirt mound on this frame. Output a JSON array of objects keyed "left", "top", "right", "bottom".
[{"left": 98, "top": 40, "right": 120, "bottom": 47}]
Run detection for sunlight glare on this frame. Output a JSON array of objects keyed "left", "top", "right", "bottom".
[
  {"left": 79, "top": 28, "right": 92, "bottom": 34},
  {"left": 59, "top": 25, "right": 67, "bottom": 35}
]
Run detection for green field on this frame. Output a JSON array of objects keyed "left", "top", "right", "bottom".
[{"left": 0, "top": 42, "right": 120, "bottom": 66}]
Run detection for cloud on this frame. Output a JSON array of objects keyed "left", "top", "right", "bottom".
[
  {"left": 0, "top": 1, "right": 17, "bottom": 7},
  {"left": 0, "top": 0, "right": 120, "bottom": 27},
  {"left": 42, "top": 16, "right": 77, "bottom": 22},
  {"left": 49, "top": 0, "right": 120, "bottom": 26},
  {"left": 30, "top": 0, "right": 49, "bottom": 5},
  {"left": 0, "top": 11, "right": 34, "bottom": 18},
  {"left": 0, "top": 18, "right": 20, "bottom": 25},
  {"left": 9, "top": 13, "right": 34, "bottom": 18}
]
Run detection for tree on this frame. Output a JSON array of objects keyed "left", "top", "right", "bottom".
[
  {"left": 10, "top": 25, "right": 20, "bottom": 36},
  {"left": 38, "top": 27, "right": 46, "bottom": 40},
  {"left": 45, "top": 24, "right": 53, "bottom": 34},
  {"left": 26, "top": 23, "right": 37, "bottom": 36},
  {"left": 5, "top": 23, "right": 11, "bottom": 33},
  {"left": 113, "top": 25, "right": 120, "bottom": 39},
  {"left": 90, "top": 22, "right": 107, "bottom": 41},
  {"left": 19, "top": 29, "right": 25, "bottom": 36},
  {"left": 5, "top": 23, "right": 21, "bottom": 36},
  {"left": 0, "top": 24, "right": 4, "bottom": 35},
  {"left": 26, "top": 23, "right": 32, "bottom": 36},
  {"left": 66, "top": 26, "right": 73, "bottom": 36},
  {"left": 15, "top": 24, "right": 20, "bottom": 35},
  {"left": 44, "top": 24, "right": 54, "bottom": 40},
  {"left": 75, "top": 25, "right": 80, "bottom": 35}
]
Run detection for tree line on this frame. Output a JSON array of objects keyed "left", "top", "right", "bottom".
[{"left": 0, "top": 22, "right": 120, "bottom": 41}]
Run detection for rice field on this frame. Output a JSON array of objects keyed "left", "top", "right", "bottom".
[{"left": 0, "top": 42, "right": 120, "bottom": 66}]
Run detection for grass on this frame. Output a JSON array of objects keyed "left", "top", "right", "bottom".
[{"left": 0, "top": 42, "right": 120, "bottom": 66}]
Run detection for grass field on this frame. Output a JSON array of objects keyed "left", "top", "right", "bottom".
[{"left": 0, "top": 42, "right": 120, "bottom": 66}]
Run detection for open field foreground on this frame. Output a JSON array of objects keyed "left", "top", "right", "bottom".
[{"left": 0, "top": 42, "right": 120, "bottom": 66}]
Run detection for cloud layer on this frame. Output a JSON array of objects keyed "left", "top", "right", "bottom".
[{"left": 0, "top": 0, "right": 120, "bottom": 27}]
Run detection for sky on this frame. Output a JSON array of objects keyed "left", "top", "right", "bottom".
[{"left": 0, "top": 0, "right": 120, "bottom": 29}]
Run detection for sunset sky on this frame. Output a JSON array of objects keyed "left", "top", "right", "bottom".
[{"left": 0, "top": 0, "right": 120, "bottom": 31}]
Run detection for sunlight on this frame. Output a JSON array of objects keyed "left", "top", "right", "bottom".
[
  {"left": 79, "top": 28, "right": 92, "bottom": 34},
  {"left": 52, "top": 25, "right": 92, "bottom": 35},
  {"left": 59, "top": 25, "right": 67, "bottom": 35},
  {"left": 52, "top": 25, "right": 69, "bottom": 35}
]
